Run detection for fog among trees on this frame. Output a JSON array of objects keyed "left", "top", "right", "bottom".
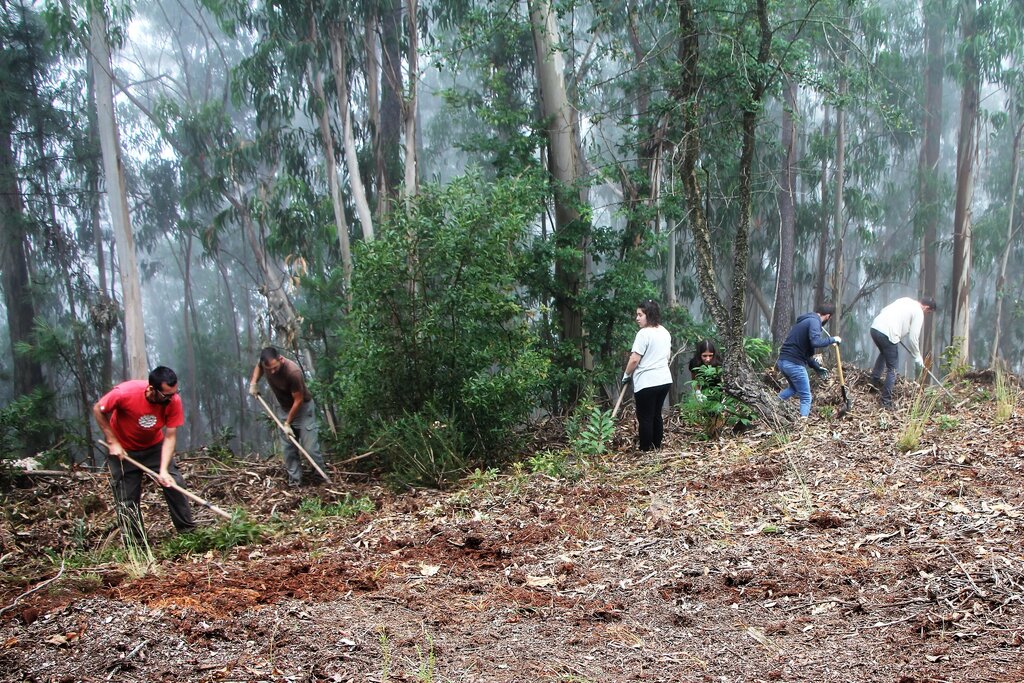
[{"left": 1, "top": 0, "right": 1021, "bottom": 474}]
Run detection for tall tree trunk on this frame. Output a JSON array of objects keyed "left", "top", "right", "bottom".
[
  {"left": 90, "top": 5, "right": 147, "bottom": 378},
  {"left": 771, "top": 77, "right": 798, "bottom": 349},
  {"left": 364, "top": 12, "right": 381, "bottom": 214},
  {"left": 830, "top": 23, "right": 849, "bottom": 335},
  {"left": 214, "top": 253, "right": 245, "bottom": 448},
  {"left": 950, "top": 0, "right": 979, "bottom": 364},
  {"left": 378, "top": 0, "right": 403, "bottom": 208},
  {"left": 402, "top": 0, "right": 419, "bottom": 202},
  {"left": 329, "top": 25, "right": 374, "bottom": 240},
  {"left": 528, "top": 0, "right": 589, "bottom": 380},
  {"left": 85, "top": 59, "right": 113, "bottom": 391},
  {"left": 918, "top": 0, "right": 944, "bottom": 363},
  {"left": 991, "top": 122, "right": 1023, "bottom": 366},
  {"left": 674, "top": 0, "right": 790, "bottom": 423},
  {"left": 308, "top": 62, "right": 354, "bottom": 300},
  {"left": 0, "top": 125, "right": 45, "bottom": 398},
  {"left": 814, "top": 108, "right": 830, "bottom": 307}
]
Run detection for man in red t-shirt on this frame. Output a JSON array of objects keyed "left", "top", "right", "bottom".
[
  {"left": 249, "top": 347, "right": 326, "bottom": 486},
  {"left": 93, "top": 366, "right": 196, "bottom": 542}
]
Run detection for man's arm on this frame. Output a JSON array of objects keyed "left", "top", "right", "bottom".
[
  {"left": 156, "top": 427, "right": 177, "bottom": 487},
  {"left": 92, "top": 402, "right": 125, "bottom": 459},
  {"left": 285, "top": 391, "right": 304, "bottom": 426},
  {"left": 905, "top": 308, "right": 925, "bottom": 365},
  {"left": 248, "top": 364, "right": 263, "bottom": 395}
]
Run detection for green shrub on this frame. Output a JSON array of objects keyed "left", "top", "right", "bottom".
[
  {"left": 565, "top": 395, "right": 615, "bottom": 457},
  {"left": 322, "top": 173, "right": 550, "bottom": 484},
  {"left": 680, "top": 366, "right": 755, "bottom": 438},
  {"left": 0, "top": 388, "right": 67, "bottom": 463},
  {"left": 159, "top": 511, "right": 266, "bottom": 558},
  {"left": 298, "top": 494, "right": 375, "bottom": 520}
]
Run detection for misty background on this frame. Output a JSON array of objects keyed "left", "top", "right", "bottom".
[{"left": 0, "top": 0, "right": 1021, "bottom": 472}]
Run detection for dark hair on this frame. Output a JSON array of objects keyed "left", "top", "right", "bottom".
[
  {"left": 919, "top": 296, "right": 938, "bottom": 312},
  {"left": 148, "top": 366, "right": 178, "bottom": 388},
  {"left": 690, "top": 339, "right": 722, "bottom": 367},
  {"left": 260, "top": 347, "right": 281, "bottom": 365},
  {"left": 815, "top": 303, "right": 835, "bottom": 317},
  {"left": 637, "top": 299, "right": 661, "bottom": 326}
]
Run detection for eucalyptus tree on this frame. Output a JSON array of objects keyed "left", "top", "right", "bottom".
[
  {"left": 88, "top": 0, "right": 148, "bottom": 378},
  {"left": 0, "top": 5, "right": 46, "bottom": 400}
]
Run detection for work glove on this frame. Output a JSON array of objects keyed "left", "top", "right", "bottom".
[
  {"left": 694, "top": 389, "right": 706, "bottom": 403},
  {"left": 815, "top": 367, "right": 829, "bottom": 378},
  {"left": 833, "top": 336, "right": 842, "bottom": 345},
  {"left": 622, "top": 374, "right": 631, "bottom": 384},
  {"left": 248, "top": 383, "right": 259, "bottom": 397},
  {"left": 282, "top": 423, "right": 295, "bottom": 439},
  {"left": 915, "top": 357, "right": 925, "bottom": 370}
]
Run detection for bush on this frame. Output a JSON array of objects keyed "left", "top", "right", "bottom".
[
  {"left": 0, "top": 388, "right": 67, "bottom": 464},
  {"left": 322, "top": 173, "right": 550, "bottom": 486},
  {"left": 680, "top": 365, "right": 756, "bottom": 439}
]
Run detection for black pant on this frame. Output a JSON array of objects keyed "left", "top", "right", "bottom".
[
  {"left": 634, "top": 384, "right": 671, "bottom": 451},
  {"left": 106, "top": 442, "right": 196, "bottom": 543},
  {"left": 870, "top": 328, "right": 899, "bottom": 407}
]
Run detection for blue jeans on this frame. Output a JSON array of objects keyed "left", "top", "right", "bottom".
[{"left": 777, "top": 359, "right": 812, "bottom": 417}]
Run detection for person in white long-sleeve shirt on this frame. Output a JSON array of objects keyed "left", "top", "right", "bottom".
[{"left": 869, "top": 296, "right": 937, "bottom": 409}]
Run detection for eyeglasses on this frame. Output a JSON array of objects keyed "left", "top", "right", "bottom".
[{"left": 153, "top": 386, "right": 180, "bottom": 402}]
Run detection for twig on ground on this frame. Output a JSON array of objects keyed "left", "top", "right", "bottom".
[{"left": 0, "top": 560, "right": 66, "bottom": 618}]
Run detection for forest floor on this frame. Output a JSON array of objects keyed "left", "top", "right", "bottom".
[{"left": 1, "top": 369, "right": 1023, "bottom": 683}]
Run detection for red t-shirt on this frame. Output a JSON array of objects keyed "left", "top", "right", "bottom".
[{"left": 97, "top": 380, "right": 184, "bottom": 451}]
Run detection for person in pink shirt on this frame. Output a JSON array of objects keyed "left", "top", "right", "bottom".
[{"left": 93, "top": 366, "right": 196, "bottom": 542}]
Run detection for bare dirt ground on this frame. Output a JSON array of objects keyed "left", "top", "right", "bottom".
[{"left": 1, "top": 370, "right": 1022, "bottom": 682}]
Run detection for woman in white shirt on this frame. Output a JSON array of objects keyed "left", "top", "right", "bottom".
[{"left": 622, "top": 300, "right": 673, "bottom": 451}]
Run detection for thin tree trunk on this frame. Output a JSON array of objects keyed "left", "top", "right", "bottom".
[
  {"left": 308, "top": 61, "right": 354, "bottom": 299},
  {"left": 830, "top": 24, "right": 849, "bottom": 335},
  {"left": 0, "top": 124, "right": 45, "bottom": 399},
  {"left": 379, "top": 0, "right": 403, "bottom": 208},
  {"left": 814, "top": 107, "right": 830, "bottom": 307},
  {"left": 950, "top": 0, "right": 979, "bottom": 364},
  {"left": 918, "top": 0, "right": 944, "bottom": 363},
  {"left": 991, "top": 122, "right": 1023, "bottom": 366},
  {"left": 402, "top": 0, "right": 419, "bottom": 202},
  {"left": 329, "top": 25, "right": 374, "bottom": 241},
  {"left": 214, "top": 253, "right": 245, "bottom": 448},
  {"left": 528, "top": 0, "right": 589, "bottom": 383},
  {"left": 90, "top": 5, "right": 147, "bottom": 378},
  {"left": 771, "top": 77, "right": 798, "bottom": 349},
  {"left": 86, "top": 59, "right": 113, "bottom": 391}
]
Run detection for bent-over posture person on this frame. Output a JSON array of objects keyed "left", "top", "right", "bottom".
[
  {"left": 776, "top": 304, "right": 840, "bottom": 418},
  {"left": 93, "top": 366, "right": 196, "bottom": 543},
  {"left": 869, "top": 296, "right": 937, "bottom": 409},
  {"left": 688, "top": 339, "right": 723, "bottom": 401},
  {"left": 622, "top": 300, "right": 673, "bottom": 451},
  {"left": 249, "top": 347, "right": 327, "bottom": 486}
]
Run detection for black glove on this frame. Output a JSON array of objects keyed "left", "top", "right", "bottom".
[{"left": 815, "top": 367, "right": 829, "bottom": 378}]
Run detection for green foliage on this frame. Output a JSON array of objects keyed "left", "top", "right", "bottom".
[
  {"left": 896, "top": 389, "right": 940, "bottom": 452},
  {"left": 159, "top": 511, "right": 266, "bottom": 558},
  {"left": 466, "top": 467, "right": 500, "bottom": 489},
  {"left": 934, "top": 415, "right": 959, "bottom": 431},
  {"left": 297, "top": 494, "right": 375, "bottom": 521},
  {"left": 323, "top": 173, "right": 550, "bottom": 485},
  {"left": 743, "top": 337, "right": 773, "bottom": 371},
  {"left": 0, "top": 389, "right": 67, "bottom": 463},
  {"left": 993, "top": 365, "right": 1016, "bottom": 424},
  {"left": 526, "top": 449, "right": 570, "bottom": 478},
  {"left": 940, "top": 339, "right": 969, "bottom": 379},
  {"left": 374, "top": 409, "right": 468, "bottom": 490},
  {"left": 565, "top": 392, "right": 615, "bottom": 457},
  {"left": 679, "top": 366, "right": 756, "bottom": 439}
]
